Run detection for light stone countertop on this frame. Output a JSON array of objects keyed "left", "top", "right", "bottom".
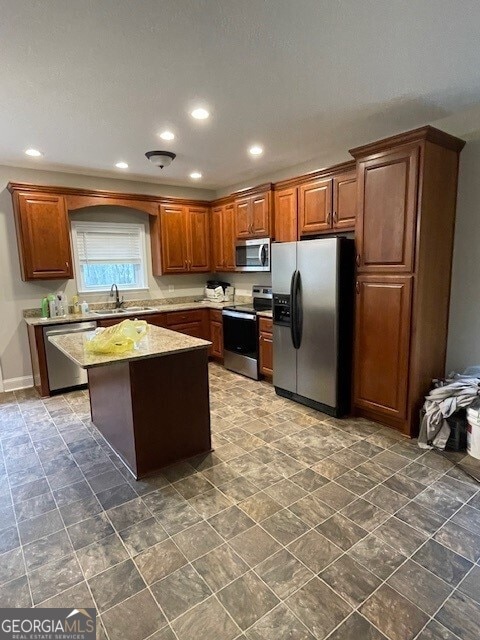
[
  {"left": 48, "top": 324, "right": 211, "bottom": 369},
  {"left": 257, "top": 310, "right": 273, "bottom": 318},
  {"left": 24, "top": 300, "right": 232, "bottom": 326}
]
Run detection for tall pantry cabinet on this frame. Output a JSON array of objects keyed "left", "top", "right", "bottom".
[{"left": 350, "top": 126, "right": 465, "bottom": 437}]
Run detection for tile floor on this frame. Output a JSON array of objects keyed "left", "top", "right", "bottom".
[{"left": 0, "top": 363, "right": 479, "bottom": 640}]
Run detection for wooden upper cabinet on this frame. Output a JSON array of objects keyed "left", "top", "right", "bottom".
[
  {"left": 274, "top": 187, "right": 298, "bottom": 242},
  {"left": 298, "top": 178, "right": 332, "bottom": 235},
  {"left": 211, "top": 206, "right": 224, "bottom": 271},
  {"left": 354, "top": 275, "right": 413, "bottom": 422},
  {"left": 211, "top": 204, "right": 235, "bottom": 272},
  {"left": 251, "top": 193, "right": 270, "bottom": 236},
  {"left": 356, "top": 145, "right": 419, "bottom": 273},
  {"left": 157, "top": 204, "right": 210, "bottom": 274},
  {"left": 234, "top": 198, "right": 251, "bottom": 238},
  {"left": 13, "top": 193, "right": 73, "bottom": 280},
  {"left": 234, "top": 190, "right": 271, "bottom": 239},
  {"left": 186, "top": 206, "right": 210, "bottom": 272},
  {"left": 159, "top": 204, "right": 187, "bottom": 273},
  {"left": 333, "top": 171, "right": 356, "bottom": 230},
  {"left": 223, "top": 205, "right": 236, "bottom": 270}
]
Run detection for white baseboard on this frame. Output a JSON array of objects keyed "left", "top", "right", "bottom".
[{"left": 3, "top": 376, "right": 34, "bottom": 392}]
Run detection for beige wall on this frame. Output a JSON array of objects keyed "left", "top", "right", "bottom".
[{"left": 0, "top": 165, "right": 216, "bottom": 388}]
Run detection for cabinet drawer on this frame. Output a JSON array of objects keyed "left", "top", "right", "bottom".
[
  {"left": 97, "top": 318, "right": 123, "bottom": 328},
  {"left": 259, "top": 317, "right": 273, "bottom": 334},
  {"left": 166, "top": 310, "right": 204, "bottom": 326},
  {"left": 168, "top": 321, "right": 204, "bottom": 338},
  {"left": 210, "top": 309, "right": 223, "bottom": 323},
  {"left": 142, "top": 313, "right": 168, "bottom": 328}
]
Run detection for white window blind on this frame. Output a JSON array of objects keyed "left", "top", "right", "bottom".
[
  {"left": 72, "top": 221, "right": 148, "bottom": 293},
  {"left": 76, "top": 226, "right": 143, "bottom": 262}
]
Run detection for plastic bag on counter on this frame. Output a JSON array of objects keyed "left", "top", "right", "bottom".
[{"left": 85, "top": 319, "right": 148, "bottom": 354}]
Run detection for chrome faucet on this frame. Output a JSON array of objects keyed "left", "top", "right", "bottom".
[{"left": 110, "top": 283, "right": 124, "bottom": 309}]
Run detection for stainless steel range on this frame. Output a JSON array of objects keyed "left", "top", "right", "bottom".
[{"left": 222, "top": 285, "right": 272, "bottom": 380}]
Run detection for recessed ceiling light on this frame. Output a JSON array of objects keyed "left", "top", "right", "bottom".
[
  {"left": 25, "top": 148, "right": 43, "bottom": 157},
  {"left": 115, "top": 161, "right": 128, "bottom": 169},
  {"left": 190, "top": 171, "right": 202, "bottom": 180},
  {"left": 191, "top": 108, "right": 209, "bottom": 120},
  {"left": 159, "top": 130, "right": 175, "bottom": 141},
  {"left": 249, "top": 145, "right": 263, "bottom": 156}
]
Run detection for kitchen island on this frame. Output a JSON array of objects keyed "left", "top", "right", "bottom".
[{"left": 48, "top": 324, "right": 212, "bottom": 479}]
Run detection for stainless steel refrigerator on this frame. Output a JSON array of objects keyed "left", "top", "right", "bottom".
[{"left": 272, "top": 237, "right": 354, "bottom": 417}]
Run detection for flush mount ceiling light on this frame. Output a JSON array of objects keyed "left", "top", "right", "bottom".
[
  {"left": 145, "top": 150, "right": 176, "bottom": 169},
  {"left": 115, "top": 161, "right": 128, "bottom": 169},
  {"left": 190, "top": 171, "right": 202, "bottom": 180},
  {"left": 191, "top": 107, "right": 209, "bottom": 120},
  {"left": 159, "top": 130, "right": 175, "bottom": 141},
  {"left": 249, "top": 145, "right": 264, "bottom": 156},
  {"left": 25, "top": 148, "right": 43, "bottom": 157}
]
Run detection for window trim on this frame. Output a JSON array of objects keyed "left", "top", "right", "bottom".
[{"left": 71, "top": 220, "right": 149, "bottom": 294}]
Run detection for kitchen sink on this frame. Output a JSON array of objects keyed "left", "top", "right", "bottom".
[
  {"left": 125, "top": 306, "right": 156, "bottom": 312},
  {"left": 92, "top": 308, "right": 128, "bottom": 315}
]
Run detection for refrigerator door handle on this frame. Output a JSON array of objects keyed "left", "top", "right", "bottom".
[
  {"left": 290, "top": 269, "right": 303, "bottom": 350},
  {"left": 290, "top": 269, "right": 297, "bottom": 348},
  {"left": 295, "top": 269, "right": 303, "bottom": 349}
]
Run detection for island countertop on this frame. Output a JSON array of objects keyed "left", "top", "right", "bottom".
[{"left": 48, "top": 324, "right": 211, "bottom": 369}]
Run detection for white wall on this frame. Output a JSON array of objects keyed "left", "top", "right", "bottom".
[
  {"left": 446, "top": 136, "right": 480, "bottom": 372},
  {"left": 0, "top": 165, "right": 215, "bottom": 389}
]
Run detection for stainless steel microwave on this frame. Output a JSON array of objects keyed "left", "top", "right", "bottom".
[{"left": 235, "top": 238, "right": 271, "bottom": 272}]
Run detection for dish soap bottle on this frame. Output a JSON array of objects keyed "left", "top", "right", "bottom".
[
  {"left": 47, "top": 294, "right": 56, "bottom": 318},
  {"left": 72, "top": 295, "right": 80, "bottom": 314},
  {"left": 80, "top": 300, "right": 89, "bottom": 314},
  {"left": 41, "top": 297, "right": 49, "bottom": 318}
]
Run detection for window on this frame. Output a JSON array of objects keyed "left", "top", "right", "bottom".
[{"left": 71, "top": 221, "right": 148, "bottom": 293}]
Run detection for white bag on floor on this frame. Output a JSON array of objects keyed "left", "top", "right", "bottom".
[{"left": 467, "top": 405, "right": 480, "bottom": 459}]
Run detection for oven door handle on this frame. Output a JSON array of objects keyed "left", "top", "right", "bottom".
[{"left": 222, "top": 310, "right": 257, "bottom": 321}]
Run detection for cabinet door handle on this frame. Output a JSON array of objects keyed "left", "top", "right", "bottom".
[
  {"left": 355, "top": 281, "right": 360, "bottom": 295},
  {"left": 333, "top": 211, "right": 337, "bottom": 224},
  {"left": 355, "top": 253, "right": 361, "bottom": 267},
  {"left": 65, "top": 261, "right": 69, "bottom": 269},
  {"left": 327, "top": 211, "right": 331, "bottom": 226}
]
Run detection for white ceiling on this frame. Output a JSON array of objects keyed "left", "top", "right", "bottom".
[{"left": 2, "top": 0, "right": 480, "bottom": 191}]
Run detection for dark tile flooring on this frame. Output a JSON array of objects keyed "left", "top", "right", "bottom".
[{"left": 0, "top": 363, "right": 479, "bottom": 640}]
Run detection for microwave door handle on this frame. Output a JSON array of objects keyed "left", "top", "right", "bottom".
[
  {"left": 260, "top": 244, "right": 267, "bottom": 266},
  {"left": 258, "top": 244, "right": 263, "bottom": 265}
]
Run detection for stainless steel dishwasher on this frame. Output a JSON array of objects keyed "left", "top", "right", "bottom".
[{"left": 43, "top": 321, "right": 97, "bottom": 392}]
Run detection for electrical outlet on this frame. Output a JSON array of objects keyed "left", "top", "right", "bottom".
[{"left": 168, "top": 284, "right": 175, "bottom": 292}]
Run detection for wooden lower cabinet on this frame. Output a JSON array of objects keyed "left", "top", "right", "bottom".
[
  {"left": 209, "top": 309, "right": 224, "bottom": 360},
  {"left": 166, "top": 309, "right": 209, "bottom": 340},
  {"left": 353, "top": 275, "right": 413, "bottom": 430},
  {"left": 258, "top": 317, "right": 273, "bottom": 378}
]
